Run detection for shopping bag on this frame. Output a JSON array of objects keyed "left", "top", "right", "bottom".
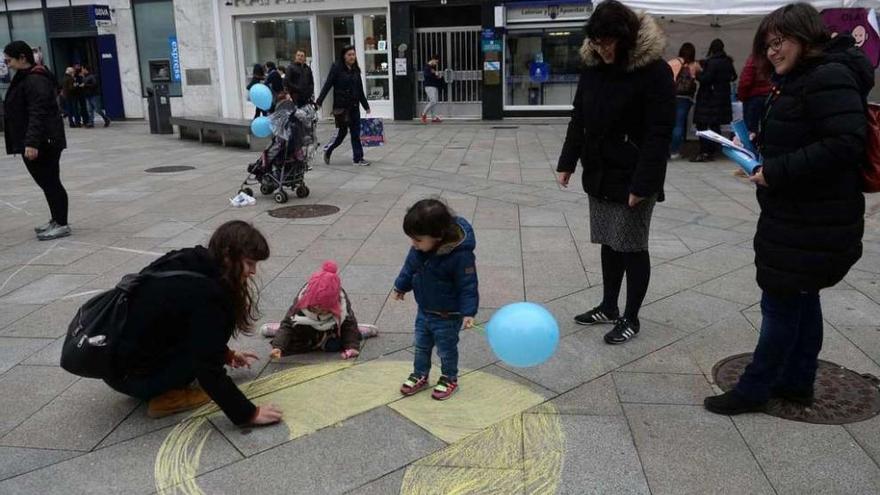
[{"left": 360, "top": 118, "right": 385, "bottom": 148}]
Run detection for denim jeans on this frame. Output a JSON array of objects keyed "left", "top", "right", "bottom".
[
  {"left": 670, "top": 97, "right": 692, "bottom": 154},
  {"left": 742, "top": 96, "right": 767, "bottom": 134},
  {"left": 412, "top": 310, "right": 462, "bottom": 380},
  {"left": 86, "top": 95, "right": 108, "bottom": 125},
  {"left": 736, "top": 291, "right": 823, "bottom": 402},
  {"left": 324, "top": 107, "right": 364, "bottom": 162}
]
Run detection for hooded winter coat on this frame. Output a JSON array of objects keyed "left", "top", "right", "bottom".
[
  {"left": 557, "top": 13, "right": 675, "bottom": 204},
  {"left": 4, "top": 65, "right": 66, "bottom": 155},
  {"left": 693, "top": 53, "right": 737, "bottom": 125}
]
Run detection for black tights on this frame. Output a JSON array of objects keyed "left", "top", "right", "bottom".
[
  {"left": 24, "top": 147, "right": 68, "bottom": 226},
  {"left": 600, "top": 244, "right": 650, "bottom": 322}
]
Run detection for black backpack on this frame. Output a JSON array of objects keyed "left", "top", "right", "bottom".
[{"left": 60, "top": 270, "right": 207, "bottom": 379}]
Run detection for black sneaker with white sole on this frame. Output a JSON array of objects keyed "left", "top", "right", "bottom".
[
  {"left": 603, "top": 317, "right": 639, "bottom": 345},
  {"left": 323, "top": 151, "right": 331, "bottom": 165},
  {"left": 574, "top": 306, "right": 619, "bottom": 326}
]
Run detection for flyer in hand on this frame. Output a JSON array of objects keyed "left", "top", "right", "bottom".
[{"left": 695, "top": 129, "right": 762, "bottom": 175}]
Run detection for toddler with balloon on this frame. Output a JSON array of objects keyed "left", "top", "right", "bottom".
[{"left": 393, "top": 199, "right": 479, "bottom": 401}]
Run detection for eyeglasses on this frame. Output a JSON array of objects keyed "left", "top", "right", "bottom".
[{"left": 765, "top": 37, "right": 786, "bottom": 53}]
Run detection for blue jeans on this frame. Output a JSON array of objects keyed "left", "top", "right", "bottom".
[
  {"left": 413, "top": 310, "right": 462, "bottom": 380},
  {"left": 325, "top": 107, "right": 364, "bottom": 163},
  {"left": 670, "top": 97, "right": 692, "bottom": 154},
  {"left": 86, "top": 95, "right": 108, "bottom": 125},
  {"left": 736, "top": 291, "right": 823, "bottom": 402},
  {"left": 742, "top": 96, "right": 767, "bottom": 134}
]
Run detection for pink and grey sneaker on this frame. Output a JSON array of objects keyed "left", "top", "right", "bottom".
[
  {"left": 358, "top": 324, "right": 379, "bottom": 339},
  {"left": 400, "top": 373, "right": 429, "bottom": 396},
  {"left": 260, "top": 322, "right": 281, "bottom": 338},
  {"left": 431, "top": 376, "right": 458, "bottom": 400}
]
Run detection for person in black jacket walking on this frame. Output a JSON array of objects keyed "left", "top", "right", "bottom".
[
  {"left": 316, "top": 45, "right": 371, "bottom": 166},
  {"left": 284, "top": 49, "right": 315, "bottom": 106},
  {"left": 691, "top": 39, "right": 737, "bottom": 162},
  {"left": 704, "top": 3, "right": 873, "bottom": 415},
  {"left": 3, "top": 41, "right": 71, "bottom": 241},
  {"left": 81, "top": 65, "right": 109, "bottom": 128},
  {"left": 247, "top": 63, "right": 267, "bottom": 118},
  {"left": 556, "top": 1, "right": 675, "bottom": 345},
  {"left": 105, "top": 221, "right": 284, "bottom": 425}
]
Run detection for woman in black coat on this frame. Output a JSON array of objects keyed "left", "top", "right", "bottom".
[
  {"left": 556, "top": 1, "right": 675, "bottom": 345},
  {"left": 316, "top": 45, "right": 371, "bottom": 166},
  {"left": 3, "top": 41, "right": 70, "bottom": 241},
  {"left": 246, "top": 63, "right": 267, "bottom": 118},
  {"left": 105, "top": 221, "right": 283, "bottom": 426},
  {"left": 691, "top": 39, "right": 737, "bottom": 162},
  {"left": 704, "top": 3, "right": 872, "bottom": 415}
]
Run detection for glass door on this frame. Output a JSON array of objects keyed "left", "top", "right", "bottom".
[{"left": 362, "top": 14, "right": 389, "bottom": 104}]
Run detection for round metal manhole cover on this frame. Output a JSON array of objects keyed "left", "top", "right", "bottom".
[
  {"left": 713, "top": 353, "right": 880, "bottom": 424},
  {"left": 144, "top": 166, "right": 196, "bottom": 173},
  {"left": 268, "top": 204, "right": 340, "bottom": 219}
]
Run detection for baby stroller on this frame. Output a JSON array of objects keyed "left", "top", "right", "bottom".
[{"left": 238, "top": 100, "right": 319, "bottom": 203}]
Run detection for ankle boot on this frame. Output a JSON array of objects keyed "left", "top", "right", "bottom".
[{"left": 147, "top": 387, "right": 211, "bottom": 418}]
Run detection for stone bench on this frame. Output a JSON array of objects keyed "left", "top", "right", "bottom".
[{"left": 169, "top": 116, "right": 270, "bottom": 150}]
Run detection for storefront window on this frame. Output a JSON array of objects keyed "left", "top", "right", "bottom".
[
  {"left": 0, "top": 14, "right": 10, "bottom": 98},
  {"left": 133, "top": 0, "right": 181, "bottom": 97},
  {"left": 363, "top": 14, "right": 389, "bottom": 102},
  {"left": 240, "top": 18, "right": 311, "bottom": 86},
  {"left": 505, "top": 29, "right": 584, "bottom": 107},
  {"left": 10, "top": 10, "right": 50, "bottom": 69},
  {"left": 332, "top": 16, "right": 354, "bottom": 62}
]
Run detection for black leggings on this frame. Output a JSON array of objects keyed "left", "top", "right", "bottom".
[
  {"left": 24, "top": 147, "right": 68, "bottom": 226},
  {"left": 600, "top": 244, "right": 651, "bottom": 322}
]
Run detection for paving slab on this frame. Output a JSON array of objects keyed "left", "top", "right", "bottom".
[
  {"left": 1, "top": 298, "right": 83, "bottom": 338},
  {"left": 534, "top": 373, "right": 623, "bottom": 416},
  {"left": 0, "top": 365, "right": 79, "bottom": 437},
  {"left": 613, "top": 372, "right": 714, "bottom": 405},
  {"left": 0, "top": 274, "right": 95, "bottom": 305},
  {"left": 640, "top": 290, "right": 747, "bottom": 333},
  {"left": 0, "top": 337, "right": 53, "bottom": 374},
  {"left": 0, "top": 446, "right": 82, "bottom": 481}
]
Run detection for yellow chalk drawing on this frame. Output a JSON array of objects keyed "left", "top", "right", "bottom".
[{"left": 154, "top": 360, "right": 565, "bottom": 495}]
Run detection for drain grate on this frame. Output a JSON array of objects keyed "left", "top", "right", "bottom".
[
  {"left": 713, "top": 353, "right": 880, "bottom": 424},
  {"left": 268, "top": 204, "right": 340, "bottom": 219},
  {"left": 145, "top": 166, "right": 195, "bottom": 173}
]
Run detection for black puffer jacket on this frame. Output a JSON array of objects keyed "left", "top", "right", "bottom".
[
  {"left": 114, "top": 246, "right": 257, "bottom": 425},
  {"left": 4, "top": 65, "right": 66, "bottom": 155},
  {"left": 693, "top": 53, "right": 737, "bottom": 125},
  {"left": 557, "top": 13, "right": 675, "bottom": 203},
  {"left": 284, "top": 62, "right": 315, "bottom": 102},
  {"left": 754, "top": 35, "right": 872, "bottom": 295},
  {"left": 316, "top": 61, "right": 370, "bottom": 112}
]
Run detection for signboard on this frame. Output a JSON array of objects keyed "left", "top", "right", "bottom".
[
  {"left": 90, "top": 5, "right": 112, "bottom": 27},
  {"left": 394, "top": 58, "right": 407, "bottom": 76},
  {"left": 507, "top": 2, "right": 593, "bottom": 23},
  {"left": 168, "top": 36, "right": 182, "bottom": 82},
  {"left": 821, "top": 8, "right": 880, "bottom": 68},
  {"left": 529, "top": 61, "right": 550, "bottom": 83},
  {"left": 482, "top": 39, "right": 502, "bottom": 53}
]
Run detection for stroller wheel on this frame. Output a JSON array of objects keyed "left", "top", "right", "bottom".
[
  {"left": 260, "top": 183, "right": 274, "bottom": 195},
  {"left": 240, "top": 187, "right": 254, "bottom": 198},
  {"left": 274, "top": 190, "right": 289, "bottom": 204},
  {"left": 296, "top": 185, "right": 310, "bottom": 198}
]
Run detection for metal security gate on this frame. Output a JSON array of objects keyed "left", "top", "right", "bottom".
[{"left": 414, "top": 27, "right": 482, "bottom": 118}]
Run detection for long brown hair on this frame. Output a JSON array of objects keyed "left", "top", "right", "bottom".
[
  {"left": 208, "top": 221, "right": 270, "bottom": 335},
  {"left": 753, "top": 3, "right": 829, "bottom": 72}
]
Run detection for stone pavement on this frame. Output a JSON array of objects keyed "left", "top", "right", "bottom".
[{"left": 0, "top": 120, "right": 879, "bottom": 494}]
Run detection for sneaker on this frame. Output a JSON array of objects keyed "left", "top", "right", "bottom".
[
  {"left": 37, "top": 223, "right": 71, "bottom": 241},
  {"left": 260, "top": 322, "right": 281, "bottom": 338},
  {"left": 34, "top": 220, "right": 55, "bottom": 233},
  {"left": 354, "top": 159, "right": 371, "bottom": 167},
  {"left": 147, "top": 387, "right": 211, "bottom": 418},
  {"left": 420, "top": 114, "right": 427, "bottom": 124},
  {"left": 704, "top": 390, "right": 766, "bottom": 416},
  {"left": 770, "top": 386, "right": 814, "bottom": 407},
  {"left": 229, "top": 191, "right": 256, "bottom": 207},
  {"left": 323, "top": 151, "right": 331, "bottom": 165},
  {"left": 432, "top": 117, "right": 442, "bottom": 123},
  {"left": 670, "top": 153, "right": 682, "bottom": 160},
  {"left": 432, "top": 376, "right": 458, "bottom": 400},
  {"left": 574, "top": 306, "right": 619, "bottom": 326},
  {"left": 603, "top": 317, "right": 640, "bottom": 345},
  {"left": 400, "top": 373, "right": 429, "bottom": 396},
  {"left": 357, "top": 324, "right": 379, "bottom": 339}
]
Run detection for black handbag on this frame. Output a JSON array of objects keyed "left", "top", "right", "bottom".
[{"left": 332, "top": 108, "right": 350, "bottom": 128}]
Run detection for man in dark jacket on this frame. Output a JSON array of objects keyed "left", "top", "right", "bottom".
[
  {"left": 284, "top": 49, "right": 315, "bottom": 106},
  {"left": 691, "top": 39, "right": 737, "bottom": 162},
  {"left": 81, "top": 65, "right": 110, "bottom": 128},
  {"left": 3, "top": 40, "right": 71, "bottom": 240}
]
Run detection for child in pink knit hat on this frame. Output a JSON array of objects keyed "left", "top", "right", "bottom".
[{"left": 266, "top": 260, "right": 378, "bottom": 359}]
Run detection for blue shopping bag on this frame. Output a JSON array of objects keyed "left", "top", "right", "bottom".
[{"left": 360, "top": 118, "right": 385, "bottom": 148}]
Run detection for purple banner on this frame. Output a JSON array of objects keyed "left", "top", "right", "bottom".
[{"left": 821, "top": 8, "right": 880, "bottom": 68}]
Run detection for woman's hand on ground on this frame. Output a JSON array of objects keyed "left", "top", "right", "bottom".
[
  {"left": 462, "top": 317, "right": 475, "bottom": 330},
  {"left": 392, "top": 289, "right": 405, "bottom": 301},
  {"left": 557, "top": 172, "right": 571, "bottom": 188},
  {"left": 24, "top": 147, "right": 38, "bottom": 160},
  {"left": 250, "top": 404, "right": 283, "bottom": 426},
  {"left": 749, "top": 167, "right": 768, "bottom": 187},
  {"left": 341, "top": 348, "right": 360, "bottom": 360},
  {"left": 269, "top": 348, "right": 282, "bottom": 360},
  {"left": 628, "top": 194, "right": 645, "bottom": 208},
  {"left": 231, "top": 350, "right": 259, "bottom": 369}
]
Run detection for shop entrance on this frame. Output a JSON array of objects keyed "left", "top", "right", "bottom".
[{"left": 413, "top": 27, "right": 482, "bottom": 119}]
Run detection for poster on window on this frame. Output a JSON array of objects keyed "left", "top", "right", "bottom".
[{"left": 821, "top": 8, "right": 880, "bottom": 68}]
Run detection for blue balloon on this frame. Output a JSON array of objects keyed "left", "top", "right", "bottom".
[
  {"left": 250, "top": 116, "right": 273, "bottom": 138},
  {"left": 486, "top": 302, "right": 559, "bottom": 367},
  {"left": 249, "top": 83, "right": 273, "bottom": 111}
]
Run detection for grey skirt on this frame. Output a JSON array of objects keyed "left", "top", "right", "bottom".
[{"left": 588, "top": 195, "right": 657, "bottom": 252}]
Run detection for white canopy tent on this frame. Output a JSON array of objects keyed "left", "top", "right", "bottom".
[{"left": 621, "top": 0, "right": 878, "bottom": 16}]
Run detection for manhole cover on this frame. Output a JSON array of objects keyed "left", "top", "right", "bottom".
[
  {"left": 491, "top": 125, "right": 519, "bottom": 129},
  {"left": 713, "top": 353, "right": 880, "bottom": 424},
  {"left": 268, "top": 204, "right": 340, "bottom": 219},
  {"left": 144, "top": 166, "right": 195, "bottom": 173}
]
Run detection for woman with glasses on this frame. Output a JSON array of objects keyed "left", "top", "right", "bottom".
[
  {"left": 704, "top": 3, "right": 872, "bottom": 415},
  {"left": 556, "top": 0, "right": 675, "bottom": 345}
]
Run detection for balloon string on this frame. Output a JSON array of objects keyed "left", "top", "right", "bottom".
[{"left": 471, "top": 323, "right": 486, "bottom": 333}]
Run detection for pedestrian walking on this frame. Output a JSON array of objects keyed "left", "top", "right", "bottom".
[
  {"left": 247, "top": 63, "right": 267, "bottom": 118},
  {"left": 421, "top": 55, "right": 443, "bottom": 123},
  {"left": 71, "top": 64, "right": 88, "bottom": 128},
  {"left": 691, "top": 39, "right": 737, "bottom": 162},
  {"left": 284, "top": 49, "right": 315, "bottom": 106},
  {"left": 316, "top": 44, "right": 371, "bottom": 167},
  {"left": 3, "top": 40, "right": 71, "bottom": 241},
  {"left": 556, "top": 0, "right": 675, "bottom": 345},
  {"left": 81, "top": 65, "right": 110, "bottom": 128},
  {"left": 737, "top": 54, "right": 772, "bottom": 134},
  {"left": 61, "top": 67, "right": 82, "bottom": 127},
  {"left": 667, "top": 42, "right": 700, "bottom": 159},
  {"left": 704, "top": 3, "right": 873, "bottom": 415}
]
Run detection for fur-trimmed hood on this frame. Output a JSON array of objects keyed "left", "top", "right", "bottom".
[{"left": 580, "top": 12, "right": 666, "bottom": 72}]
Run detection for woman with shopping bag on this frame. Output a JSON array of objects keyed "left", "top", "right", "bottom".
[{"left": 316, "top": 45, "right": 371, "bottom": 166}]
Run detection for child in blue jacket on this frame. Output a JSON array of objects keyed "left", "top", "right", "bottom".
[{"left": 393, "top": 199, "right": 479, "bottom": 400}]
